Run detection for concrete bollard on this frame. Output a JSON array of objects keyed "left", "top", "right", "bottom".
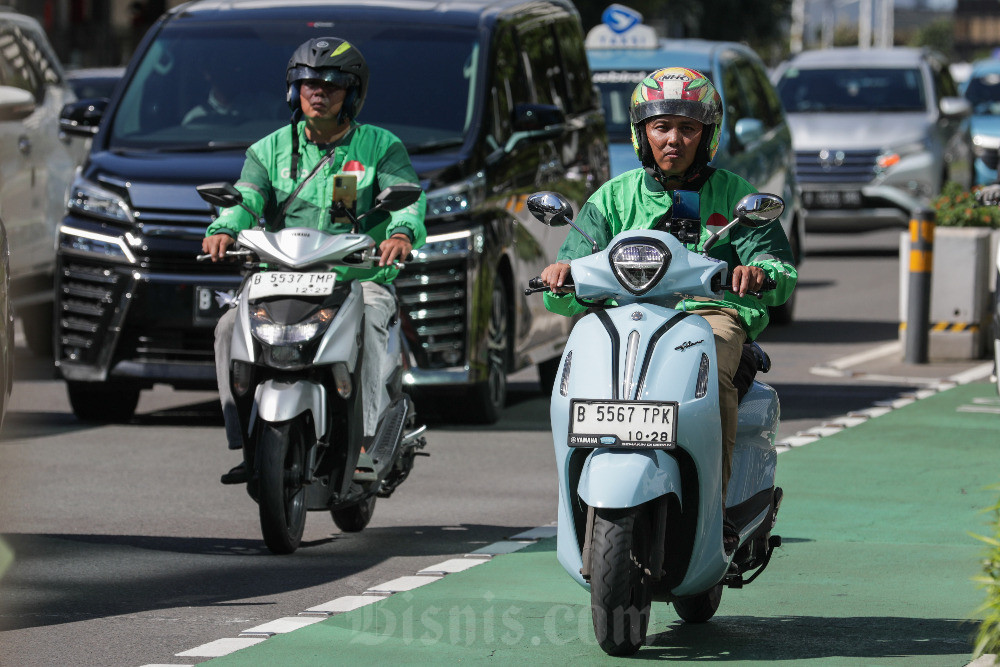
[{"left": 905, "top": 208, "right": 935, "bottom": 363}]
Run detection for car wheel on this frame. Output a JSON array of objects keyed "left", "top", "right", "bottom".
[{"left": 464, "top": 279, "right": 509, "bottom": 424}]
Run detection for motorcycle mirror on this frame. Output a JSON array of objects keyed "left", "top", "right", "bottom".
[
  {"left": 373, "top": 183, "right": 422, "bottom": 213},
  {"left": 527, "top": 191, "right": 573, "bottom": 227},
  {"left": 196, "top": 182, "right": 243, "bottom": 208},
  {"left": 734, "top": 193, "right": 785, "bottom": 227}
]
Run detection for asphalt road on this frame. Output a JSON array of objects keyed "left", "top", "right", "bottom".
[{"left": 0, "top": 228, "right": 984, "bottom": 666}]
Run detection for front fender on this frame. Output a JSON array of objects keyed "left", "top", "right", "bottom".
[
  {"left": 252, "top": 379, "right": 326, "bottom": 441},
  {"left": 578, "top": 449, "right": 682, "bottom": 509}
]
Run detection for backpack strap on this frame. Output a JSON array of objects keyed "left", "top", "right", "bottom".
[{"left": 273, "top": 150, "right": 336, "bottom": 231}]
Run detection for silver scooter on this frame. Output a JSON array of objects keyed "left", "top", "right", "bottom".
[{"left": 197, "top": 182, "right": 427, "bottom": 554}]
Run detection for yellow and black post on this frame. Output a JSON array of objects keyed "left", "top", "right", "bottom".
[{"left": 905, "top": 207, "right": 935, "bottom": 363}]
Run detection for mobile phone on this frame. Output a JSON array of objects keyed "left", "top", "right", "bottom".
[
  {"left": 669, "top": 190, "right": 701, "bottom": 245},
  {"left": 331, "top": 174, "right": 358, "bottom": 223}
]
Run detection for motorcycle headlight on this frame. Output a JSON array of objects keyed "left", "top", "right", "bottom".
[
  {"left": 610, "top": 240, "right": 670, "bottom": 295},
  {"left": 250, "top": 306, "right": 336, "bottom": 346},
  {"left": 67, "top": 177, "right": 135, "bottom": 224}
]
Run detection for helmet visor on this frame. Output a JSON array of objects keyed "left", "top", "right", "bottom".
[
  {"left": 630, "top": 99, "right": 720, "bottom": 126},
  {"left": 288, "top": 66, "right": 357, "bottom": 89}
]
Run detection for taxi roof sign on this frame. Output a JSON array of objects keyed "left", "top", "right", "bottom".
[{"left": 585, "top": 4, "right": 659, "bottom": 50}]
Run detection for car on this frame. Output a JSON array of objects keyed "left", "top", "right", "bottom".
[
  {"left": 65, "top": 66, "right": 125, "bottom": 101},
  {"left": 0, "top": 8, "right": 82, "bottom": 357},
  {"left": 586, "top": 19, "right": 804, "bottom": 324},
  {"left": 961, "top": 59, "right": 1000, "bottom": 185},
  {"left": 55, "top": 0, "right": 608, "bottom": 424},
  {"left": 774, "top": 47, "right": 974, "bottom": 232},
  {"left": 0, "top": 213, "right": 13, "bottom": 431}
]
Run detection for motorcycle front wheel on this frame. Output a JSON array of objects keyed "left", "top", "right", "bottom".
[
  {"left": 590, "top": 506, "right": 653, "bottom": 656},
  {"left": 257, "top": 420, "right": 307, "bottom": 554}
]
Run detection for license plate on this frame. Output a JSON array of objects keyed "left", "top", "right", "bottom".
[
  {"left": 569, "top": 399, "right": 678, "bottom": 448},
  {"left": 194, "top": 286, "right": 235, "bottom": 326},
  {"left": 802, "top": 190, "right": 862, "bottom": 209},
  {"left": 248, "top": 272, "right": 336, "bottom": 299}
]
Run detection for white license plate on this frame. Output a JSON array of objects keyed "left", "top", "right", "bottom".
[
  {"left": 802, "top": 190, "right": 861, "bottom": 209},
  {"left": 569, "top": 399, "right": 678, "bottom": 448},
  {"left": 248, "top": 272, "right": 335, "bottom": 299}
]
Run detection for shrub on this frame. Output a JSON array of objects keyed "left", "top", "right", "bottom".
[
  {"left": 972, "top": 489, "right": 1000, "bottom": 659},
  {"left": 932, "top": 182, "right": 1000, "bottom": 228}
]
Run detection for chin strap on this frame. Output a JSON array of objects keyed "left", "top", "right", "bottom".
[{"left": 289, "top": 110, "right": 303, "bottom": 179}]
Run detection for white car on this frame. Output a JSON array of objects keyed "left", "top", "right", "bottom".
[{"left": 0, "top": 8, "right": 80, "bottom": 355}]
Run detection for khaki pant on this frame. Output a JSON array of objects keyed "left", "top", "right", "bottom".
[{"left": 692, "top": 307, "right": 746, "bottom": 503}]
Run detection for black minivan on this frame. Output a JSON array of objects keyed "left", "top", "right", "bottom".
[{"left": 56, "top": 0, "right": 608, "bottom": 423}]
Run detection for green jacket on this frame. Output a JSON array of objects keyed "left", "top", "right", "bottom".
[
  {"left": 205, "top": 121, "right": 426, "bottom": 284},
  {"left": 544, "top": 168, "right": 797, "bottom": 340}
]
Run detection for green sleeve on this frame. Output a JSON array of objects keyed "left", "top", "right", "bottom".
[
  {"left": 205, "top": 148, "right": 271, "bottom": 237},
  {"left": 376, "top": 139, "right": 427, "bottom": 249}
]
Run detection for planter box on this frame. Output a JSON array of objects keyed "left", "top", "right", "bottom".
[{"left": 899, "top": 226, "right": 993, "bottom": 360}]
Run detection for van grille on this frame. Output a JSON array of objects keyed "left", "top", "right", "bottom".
[
  {"left": 58, "top": 262, "right": 126, "bottom": 363},
  {"left": 794, "top": 149, "right": 880, "bottom": 184},
  {"left": 395, "top": 258, "right": 467, "bottom": 368}
]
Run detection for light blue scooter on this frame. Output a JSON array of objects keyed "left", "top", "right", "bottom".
[{"left": 526, "top": 190, "right": 786, "bottom": 656}]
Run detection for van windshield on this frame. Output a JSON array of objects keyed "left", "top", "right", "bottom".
[
  {"left": 965, "top": 72, "right": 1000, "bottom": 116},
  {"left": 592, "top": 70, "right": 648, "bottom": 142},
  {"left": 108, "top": 20, "right": 480, "bottom": 152},
  {"left": 777, "top": 67, "right": 927, "bottom": 113}
]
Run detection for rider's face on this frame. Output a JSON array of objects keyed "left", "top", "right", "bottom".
[
  {"left": 299, "top": 79, "right": 347, "bottom": 122},
  {"left": 645, "top": 115, "right": 704, "bottom": 176}
]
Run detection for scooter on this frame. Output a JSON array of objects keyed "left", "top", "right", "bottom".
[
  {"left": 525, "top": 190, "right": 785, "bottom": 655},
  {"left": 196, "top": 182, "right": 427, "bottom": 555}
]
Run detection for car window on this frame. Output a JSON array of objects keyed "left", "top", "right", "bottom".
[
  {"left": 720, "top": 61, "right": 751, "bottom": 144},
  {"left": 931, "top": 61, "right": 958, "bottom": 100},
  {"left": 777, "top": 67, "right": 926, "bottom": 112},
  {"left": 965, "top": 71, "right": 1000, "bottom": 115},
  {"left": 738, "top": 58, "right": 782, "bottom": 129},
  {"left": 490, "top": 26, "right": 528, "bottom": 146},
  {"left": 551, "top": 18, "right": 592, "bottom": 114},
  {"left": 0, "top": 25, "right": 42, "bottom": 100},
  {"left": 517, "top": 22, "right": 566, "bottom": 109}
]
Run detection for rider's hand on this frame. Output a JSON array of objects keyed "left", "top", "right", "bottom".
[
  {"left": 202, "top": 233, "right": 235, "bottom": 262},
  {"left": 730, "top": 265, "right": 766, "bottom": 297},
  {"left": 379, "top": 234, "right": 413, "bottom": 267},
  {"left": 976, "top": 184, "right": 1000, "bottom": 206},
  {"left": 540, "top": 261, "right": 572, "bottom": 293}
]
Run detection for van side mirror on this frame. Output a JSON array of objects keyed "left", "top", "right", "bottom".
[
  {"left": 488, "top": 104, "right": 567, "bottom": 163},
  {"left": 939, "top": 96, "right": 971, "bottom": 119},
  {"left": 733, "top": 117, "right": 765, "bottom": 149},
  {"left": 0, "top": 86, "right": 35, "bottom": 122},
  {"left": 59, "top": 98, "right": 108, "bottom": 137}
]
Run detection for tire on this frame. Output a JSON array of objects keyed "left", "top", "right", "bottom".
[
  {"left": 590, "top": 507, "right": 652, "bottom": 656},
  {"left": 464, "top": 279, "right": 509, "bottom": 424},
  {"left": 20, "top": 302, "right": 53, "bottom": 358},
  {"left": 673, "top": 583, "right": 723, "bottom": 623},
  {"left": 257, "top": 420, "right": 307, "bottom": 555},
  {"left": 331, "top": 493, "right": 377, "bottom": 532},
  {"left": 67, "top": 381, "right": 140, "bottom": 423}
]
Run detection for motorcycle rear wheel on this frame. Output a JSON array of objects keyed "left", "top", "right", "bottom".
[
  {"left": 673, "top": 583, "right": 723, "bottom": 623},
  {"left": 590, "top": 507, "right": 652, "bottom": 656},
  {"left": 331, "top": 493, "right": 377, "bottom": 532},
  {"left": 257, "top": 420, "right": 307, "bottom": 555}
]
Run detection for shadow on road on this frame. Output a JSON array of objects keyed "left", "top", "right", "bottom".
[
  {"left": 760, "top": 319, "right": 899, "bottom": 345},
  {"left": 645, "top": 613, "right": 973, "bottom": 661},
  {"left": 0, "top": 522, "right": 539, "bottom": 632}
]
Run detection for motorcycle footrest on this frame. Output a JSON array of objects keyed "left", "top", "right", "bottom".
[
  {"left": 368, "top": 398, "right": 409, "bottom": 469},
  {"left": 724, "top": 534, "right": 781, "bottom": 589}
]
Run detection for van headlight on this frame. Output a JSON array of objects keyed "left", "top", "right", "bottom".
[
  {"left": 424, "top": 173, "right": 485, "bottom": 220},
  {"left": 67, "top": 177, "right": 135, "bottom": 224},
  {"left": 610, "top": 240, "right": 670, "bottom": 294},
  {"left": 875, "top": 139, "right": 930, "bottom": 172},
  {"left": 59, "top": 224, "right": 137, "bottom": 264}
]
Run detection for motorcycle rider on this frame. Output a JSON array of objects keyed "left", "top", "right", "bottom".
[
  {"left": 202, "top": 37, "right": 427, "bottom": 484},
  {"left": 539, "top": 67, "right": 797, "bottom": 552}
]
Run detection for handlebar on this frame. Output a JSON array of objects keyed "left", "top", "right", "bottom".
[{"left": 525, "top": 276, "right": 574, "bottom": 295}]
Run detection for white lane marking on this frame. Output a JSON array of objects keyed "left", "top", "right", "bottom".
[
  {"left": 364, "top": 575, "right": 444, "bottom": 595},
  {"left": 174, "top": 637, "right": 267, "bottom": 658},
  {"left": 239, "top": 616, "right": 326, "bottom": 638},
  {"left": 417, "top": 557, "right": 492, "bottom": 575}
]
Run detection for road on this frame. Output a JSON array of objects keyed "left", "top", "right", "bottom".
[{"left": 0, "top": 228, "right": 986, "bottom": 666}]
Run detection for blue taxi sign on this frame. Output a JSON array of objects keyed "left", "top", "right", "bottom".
[{"left": 585, "top": 4, "right": 659, "bottom": 49}]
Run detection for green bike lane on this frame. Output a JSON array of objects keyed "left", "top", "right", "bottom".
[{"left": 205, "top": 381, "right": 1000, "bottom": 665}]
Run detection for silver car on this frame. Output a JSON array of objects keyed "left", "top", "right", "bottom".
[{"left": 775, "top": 47, "right": 973, "bottom": 232}]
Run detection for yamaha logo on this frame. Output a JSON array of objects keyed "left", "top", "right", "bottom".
[{"left": 818, "top": 149, "right": 845, "bottom": 170}]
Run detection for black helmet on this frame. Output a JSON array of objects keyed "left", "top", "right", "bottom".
[{"left": 286, "top": 37, "right": 368, "bottom": 123}]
